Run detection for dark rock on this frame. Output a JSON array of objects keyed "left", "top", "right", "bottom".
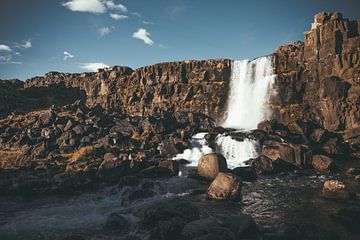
[
  {"left": 222, "top": 214, "right": 258, "bottom": 238},
  {"left": 231, "top": 167, "right": 257, "bottom": 181},
  {"left": 207, "top": 172, "right": 242, "bottom": 201},
  {"left": 103, "top": 212, "right": 129, "bottom": 232},
  {"left": 181, "top": 217, "right": 221, "bottom": 239},
  {"left": 151, "top": 217, "right": 185, "bottom": 240},
  {"left": 283, "top": 223, "right": 340, "bottom": 240},
  {"left": 198, "top": 153, "right": 227, "bottom": 180},
  {"left": 246, "top": 155, "right": 298, "bottom": 175},
  {"left": 312, "top": 155, "right": 334, "bottom": 173},
  {"left": 329, "top": 207, "right": 360, "bottom": 233},
  {"left": 159, "top": 160, "right": 180, "bottom": 175}
]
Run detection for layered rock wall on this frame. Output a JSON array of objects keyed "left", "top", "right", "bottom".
[
  {"left": 273, "top": 12, "right": 360, "bottom": 136},
  {"left": 23, "top": 60, "right": 231, "bottom": 122}
]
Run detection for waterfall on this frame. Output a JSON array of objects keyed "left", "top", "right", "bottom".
[
  {"left": 222, "top": 56, "right": 276, "bottom": 130},
  {"left": 215, "top": 56, "right": 275, "bottom": 167},
  {"left": 173, "top": 56, "right": 276, "bottom": 169}
]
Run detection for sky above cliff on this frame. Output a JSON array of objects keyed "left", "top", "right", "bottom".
[{"left": 0, "top": 0, "right": 359, "bottom": 80}]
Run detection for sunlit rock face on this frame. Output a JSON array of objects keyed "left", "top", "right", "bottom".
[{"left": 273, "top": 12, "right": 360, "bottom": 138}]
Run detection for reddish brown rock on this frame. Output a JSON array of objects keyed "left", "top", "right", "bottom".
[
  {"left": 207, "top": 172, "right": 242, "bottom": 201},
  {"left": 197, "top": 153, "right": 227, "bottom": 180},
  {"left": 312, "top": 155, "right": 334, "bottom": 173}
]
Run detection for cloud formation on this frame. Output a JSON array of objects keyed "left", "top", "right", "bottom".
[
  {"left": 132, "top": 28, "right": 154, "bottom": 45},
  {"left": 63, "top": 0, "right": 127, "bottom": 14},
  {"left": 79, "top": 62, "right": 109, "bottom": 72},
  {"left": 0, "top": 44, "right": 12, "bottom": 51},
  {"left": 62, "top": 0, "right": 106, "bottom": 14},
  {"left": 110, "top": 13, "right": 128, "bottom": 20},
  {"left": 21, "top": 40, "right": 32, "bottom": 49},
  {"left": 63, "top": 51, "right": 75, "bottom": 60},
  {"left": 98, "top": 27, "right": 112, "bottom": 36},
  {"left": 105, "top": 1, "right": 127, "bottom": 12},
  {"left": 142, "top": 21, "right": 154, "bottom": 25}
]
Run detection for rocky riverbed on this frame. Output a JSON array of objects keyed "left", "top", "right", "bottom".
[{"left": 1, "top": 171, "right": 359, "bottom": 240}]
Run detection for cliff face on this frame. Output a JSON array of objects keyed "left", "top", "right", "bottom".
[
  {"left": 273, "top": 12, "right": 360, "bottom": 137},
  {"left": 24, "top": 60, "right": 231, "bottom": 122}
]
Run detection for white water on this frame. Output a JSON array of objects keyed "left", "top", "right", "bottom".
[
  {"left": 174, "top": 56, "right": 275, "bottom": 169},
  {"left": 222, "top": 56, "right": 276, "bottom": 130},
  {"left": 173, "top": 132, "right": 213, "bottom": 171},
  {"left": 215, "top": 134, "right": 259, "bottom": 168}
]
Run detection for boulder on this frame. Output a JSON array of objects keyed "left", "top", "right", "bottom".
[
  {"left": 312, "top": 155, "right": 334, "bottom": 173},
  {"left": 329, "top": 207, "right": 360, "bottom": 233},
  {"left": 181, "top": 217, "right": 221, "bottom": 239},
  {"left": 207, "top": 172, "right": 242, "bottom": 201},
  {"left": 246, "top": 155, "right": 298, "bottom": 175},
  {"left": 198, "top": 153, "right": 227, "bottom": 180},
  {"left": 103, "top": 212, "right": 129, "bottom": 232},
  {"left": 222, "top": 214, "right": 258, "bottom": 238},
  {"left": 159, "top": 160, "right": 180, "bottom": 175},
  {"left": 231, "top": 167, "right": 257, "bottom": 181},
  {"left": 151, "top": 217, "right": 185, "bottom": 240},
  {"left": 322, "top": 180, "right": 350, "bottom": 200}
]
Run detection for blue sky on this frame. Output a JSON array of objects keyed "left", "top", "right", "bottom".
[{"left": 0, "top": 0, "right": 359, "bottom": 80}]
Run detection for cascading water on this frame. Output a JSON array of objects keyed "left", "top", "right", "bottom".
[
  {"left": 222, "top": 56, "right": 276, "bottom": 130},
  {"left": 215, "top": 56, "right": 276, "bottom": 167},
  {"left": 174, "top": 56, "right": 275, "bottom": 169}
]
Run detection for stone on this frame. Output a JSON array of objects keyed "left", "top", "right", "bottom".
[
  {"left": 246, "top": 155, "right": 298, "bottom": 175},
  {"left": 150, "top": 217, "right": 184, "bottom": 240},
  {"left": 103, "top": 212, "right": 129, "bottom": 232},
  {"left": 181, "top": 217, "right": 221, "bottom": 239},
  {"left": 198, "top": 153, "right": 227, "bottom": 180},
  {"left": 329, "top": 207, "right": 360, "bottom": 234},
  {"left": 158, "top": 160, "right": 180, "bottom": 176},
  {"left": 39, "top": 110, "right": 56, "bottom": 126},
  {"left": 312, "top": 155, "right": 334, "bottom": 173},
  {"left": 207, "top": 172, "right": 242, "bottom": 201},
  {"left": 222, "top": 214, "right": 258, "bottom": 238},
  {"left": 322, "top": 180, "right": 351, "bottom": 200},
  {"left": 231, "top": 167, "right": 257, "bottom": 181}
]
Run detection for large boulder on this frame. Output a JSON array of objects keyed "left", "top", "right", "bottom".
[
  {"left": 246, "top": 155, "right": 298, "bottom": 175},
  {"left": 207, "top": 172, "right": 242, "bottom": 201},
  {"left": 198, "top": 153, "right": 227, "bottom": 180}
]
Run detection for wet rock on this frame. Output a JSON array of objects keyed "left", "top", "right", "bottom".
[
  {"left": 151, "top": 217, "right": 185, "bottom": 240},
  {"left": 103, "top": 212, "right": 129, "bottom": 232},
  {"left": 207, "top": 172, "right": 242, "bottom": 201},
  {"left": 231, "top": 166, "right": 257, "bottom": 181},
  {"left": 322, "top": 180, "right": 350, "bottom": 200},
  {"left": 159, "top": 160, "right": 180, "bottom": 176},
  {"left": 246, "top": 155, "right": 298, "bottom": 175},
  {"left": 283, "top": 223, "right": 340, "bottom": 240},
  {"left": 198, "top": 153, "right": 227, "bottom": 180},
  {"left": 329, "top": 207, "right": 360, "bottom": 233},
  {"left": 192, "top": 227, "right": 235, "bottom": 240},
  {"left": 140, "top": 165, "right": 174, "bottom": 178},
  {"left": 143, "top": 201, "right": 200, "bottom": 229},
  {"left": 181, "top": 217, "right": 221, "bottom": 239},
  {"left": 312, "top": 155, "right": 334, "bottom": 173},
  {"left": 222, "top": 214, "right": 258, "bottom": 238},
  {"left": 262, "top": 140, "right": 311, "bottom": 168}
]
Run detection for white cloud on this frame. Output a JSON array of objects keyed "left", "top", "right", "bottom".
[
  {"left": 0, "top": 44, "right": 12, "bottom": 51},
  {"left": 79, "top": 62, "right": 109, "bottom": 72},
  {"left": 63, "top": 51, "right": 75, "bottom": 60},
  {"left": 21, "top": 40, "right": 32, "bottom": 49},
  {"left": 98, "top": 27, "right": 112, "bottom": 36},
  {"left": 143, "top": 21, "right": 154, "bottom": 25},
  {"left": 110, "top": 13, "right": 128, "bottom": 20},
  {"left": 0, "top": 55, "right": 21, "bottom": 64},
  {"left": 105, "top": 1, "right": 127, "bottom": 12},
  {"left": 131, "top": 12, "right": 141, "bottom": 17},
  {"left": 62, "top": 0, "right": 107, "bottom": 14},
  {"left": 132, "top": 28, "right": 154, "bottom": 45}
]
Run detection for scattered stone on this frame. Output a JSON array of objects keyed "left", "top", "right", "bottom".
[
  {"left": 312, "top": 155, "right": 334, "bottom": 173},
  {"left": 322, "top": 180, "right": 350, "bottom": 200},
  {"left": 207, "top": 172, "right": 242, "bottom": 201},
  {"left": 198, "top": 153, "right": 227, "bottom": 180}
]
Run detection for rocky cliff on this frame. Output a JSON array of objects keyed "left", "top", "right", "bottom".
[
  {"left": 23, "top": 60, "right": 231, "bottom": 122},
  {"left": 273, "top": 12, "right": 360, "bottom": 135}
]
